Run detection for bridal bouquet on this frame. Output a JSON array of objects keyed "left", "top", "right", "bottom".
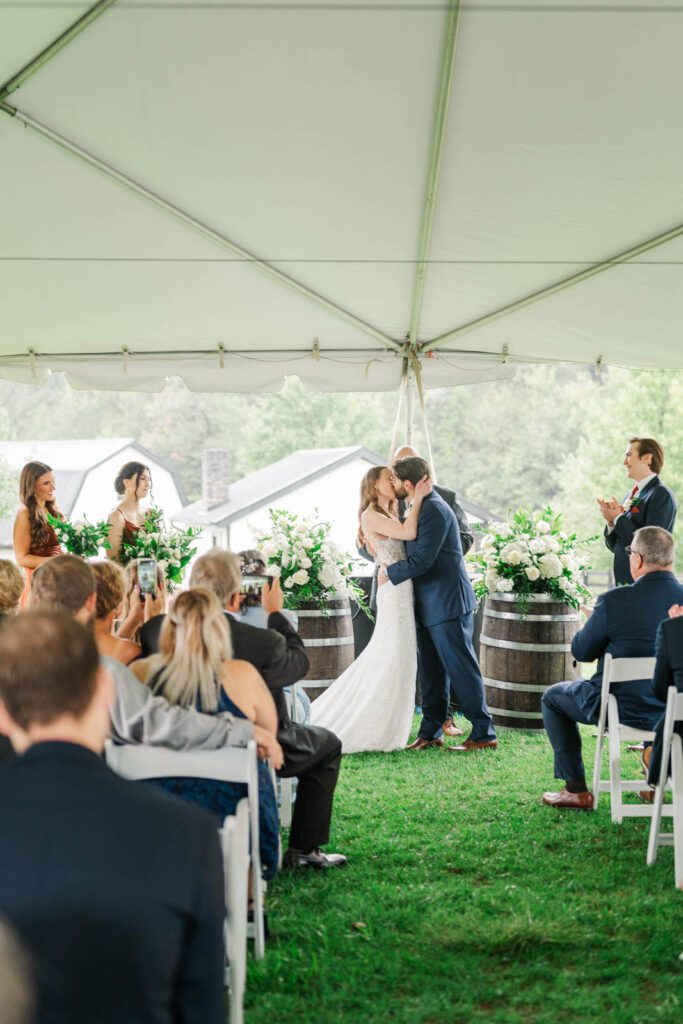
[
  {"left": 47, "top": 514, "right": 110, "bottom": 559},
  {"left": 257, "top": 508, "right": 372, "bottom": 617},
  {"left": 468, "top": 506, "right": 594, "bottom": 611},
  {"left": 120, "top": 506, "right": 201, "bottom": 591}
]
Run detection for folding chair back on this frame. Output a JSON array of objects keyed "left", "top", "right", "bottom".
[
  {"left": 221, "top": 799, "right": 249, "bottom": 1024},
  {"left": 592, "top": 654, "right": 657, "bottom": 821},
  {"left": 105, "top": 740, "right": 267, "bottom": 959},
  {"left": 646, "top": 687, "right": 683, "bottom": 889}
]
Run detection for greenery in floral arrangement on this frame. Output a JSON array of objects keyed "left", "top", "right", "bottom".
[
  {"left": 120, "top": 506, "right": 201, "bottom": 590},
  {"left": 468, "top": 506, "right": 595, "bottom": 612},
  {"left": 258, "top": 508, "right": 372, "bottom": 618},
  {"left": 47, "top": 514, "right": 111, "bottom": 559}
]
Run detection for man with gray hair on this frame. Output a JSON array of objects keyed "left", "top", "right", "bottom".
[{"left": 541, "top": 526, "right": 683, "bottom": 810}]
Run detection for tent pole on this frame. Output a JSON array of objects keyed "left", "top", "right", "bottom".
[
  {"left": 0, "top": 103, "right": 403, "bottom": 355},
  {"left": 407, "top": 0, "right": 462, "bottom": 349},
  {"left": 0, "top": 0, "right": 118, "bottom": 103},
  {"left": 422, "top": 218, "right": 683, "bottom": 353}
]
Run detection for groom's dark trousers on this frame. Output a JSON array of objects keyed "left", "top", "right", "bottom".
[{"left": 387, "top": 490, "right": 496, "bottom": 743}]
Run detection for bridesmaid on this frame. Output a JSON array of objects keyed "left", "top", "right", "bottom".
[
  {"left": 13, "top": 462, "right": 63, "bottom": 608},
  {"left": 106, "top": 461, "right": 152, "bottom": 561}
]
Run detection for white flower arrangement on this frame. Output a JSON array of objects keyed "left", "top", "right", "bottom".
[
  {"left": 47, "top": 513, "right": 110, "bottom": 559},
  {"left": 469, "top": 507, "right": 594, "bottom": 611},
  {"left": 257, "top": 508, "right": 371, "bottom": 616},
  {"left": 120, "top": 506, "right": 200, "bottom": 591}
]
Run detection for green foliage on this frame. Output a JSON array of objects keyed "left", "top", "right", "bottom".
[
  {"left": 120, "top": 507, "right": 201, "bottom": 590},
  {"left": 46, "top": 513, "right": 110, "bottom": 558},
  {"left": 247, "top": 720, "right": 683, "bottom": 1024}
]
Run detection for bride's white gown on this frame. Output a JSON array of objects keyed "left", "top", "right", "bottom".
[{"left": 309, "top": 534, "right": 417, "bottom": 753}]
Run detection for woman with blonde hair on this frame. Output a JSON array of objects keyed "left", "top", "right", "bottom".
[
  {"left": 90, "top": 561, "right": 142, "bottom": 665},
  {"left": 309, "top": 464, "right": 430, "bottom": 752},
  {"left": 13, "top": 462, "right": 63, "bottom": 608},
  {"left": 142, "top": 588, "right": 280, "bottom": 881}
]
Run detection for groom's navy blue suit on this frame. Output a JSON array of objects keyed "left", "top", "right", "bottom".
[{"left": 386, "top": 491, "right": 496, "bottom": 742}]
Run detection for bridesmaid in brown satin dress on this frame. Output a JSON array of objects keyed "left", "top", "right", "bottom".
[
  {"left": 13, "top": 462, "right": 63, "bottom": 608},
  {"left": 106, "top": 461, "right": 152, "bottom": 562}
]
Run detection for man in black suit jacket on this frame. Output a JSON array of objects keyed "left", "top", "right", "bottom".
[
  {"left": 0, "top": 611, "right": 225, "bottom": 1024},
  {"left": 646, "top": 611, "right": 683, "bottom": 787},
  {"left": 599, "top": 437, "right": 677, "bottom": 585},
  {"left": 141, "top": 551, "right": 344, "bottom": 871},
  {"left": 541, "top": 527, "right": 683, "bottom": 810}
]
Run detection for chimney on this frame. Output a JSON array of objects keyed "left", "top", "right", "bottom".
[{"left": 202, "top": 449, "right": 230, "bottom": 509}]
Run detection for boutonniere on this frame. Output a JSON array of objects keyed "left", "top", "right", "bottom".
[{"left": 623, "top": 494, "right": 642, "bottom": 515}]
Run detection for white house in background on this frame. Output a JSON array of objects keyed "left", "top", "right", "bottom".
[
  {"left": 0, "top": 438, "right": 186, "bottom": 558},
  {"left": 175, "top": 446, "right": 493, "bottom": 565}
]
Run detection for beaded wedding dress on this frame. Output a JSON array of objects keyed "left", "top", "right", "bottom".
[{"left": 309, "top": 534, "right": 417, "bottom": 753}]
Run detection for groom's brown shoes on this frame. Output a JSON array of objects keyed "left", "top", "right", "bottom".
[
  {"left": 447, "top": 738, "right": 498, "bottom": 752},
  {"left": 442, "top": 718, "right": 464, "bottom": 737},
  {"left": 541, "top": 788, "right": 594, "bottom": 811},
  {"left": 406, "top": 737, "right": 444, "bottom": 751}
]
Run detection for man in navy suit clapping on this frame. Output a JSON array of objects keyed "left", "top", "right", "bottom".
[{"left": 379, "top": 457, "right": 497, "bottom": 752}]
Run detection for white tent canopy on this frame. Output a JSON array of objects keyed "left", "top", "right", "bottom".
[{"left": 2, "top": 0, "right": 683, "bottom": 394}]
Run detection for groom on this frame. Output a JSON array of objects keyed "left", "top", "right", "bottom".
[{"left": 378, "top": 456, "right": 497, "bottom": 752}]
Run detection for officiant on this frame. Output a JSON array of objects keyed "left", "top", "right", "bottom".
[
  {"left": 358, "top": 446, "right": 474, "bottom": 736},
  {"left": 598, "top": 437, "right": 676, "bottom": 585}
]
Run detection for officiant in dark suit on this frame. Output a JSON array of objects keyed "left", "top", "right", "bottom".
[{"left": 599, "top": 437, "right": 676, "bottom": 585}]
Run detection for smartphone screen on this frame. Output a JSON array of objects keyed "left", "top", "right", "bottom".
[
  {"left": 138, "top": 558, "right": 157, "bottom": 598},
  {"left": 240, "top": 575, "right": 269, "bottom": 608}
]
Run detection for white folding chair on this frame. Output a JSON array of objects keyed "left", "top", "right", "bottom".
[
  {"left": 647, "top": 686, "right": 683, "bottom": 889},
  {"left": 277, "top": 683, "right": 303, "bottom": 829},
  {"left": 221, "top": 799, "right": 249, "bottom": 1024},
  {"left": 592, "top": 654, "right": 658, "bottom": 822},
  {"left": 105, "top": 739, "right": 267, "bottom": 959}
]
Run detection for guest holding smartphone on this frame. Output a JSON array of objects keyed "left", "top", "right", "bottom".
[
  {"left": 116, "top": 559, "right": 166, "bottom": 646},
  {"left": 106, "top": 462, "right": 152, "bottom": 561},
  {"left": 13, "top": 462, "right": 63, "bottom": 609}
]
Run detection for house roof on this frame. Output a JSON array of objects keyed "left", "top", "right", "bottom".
[{"left": 176, "top": 446, "right": 386, "bottom": 528}]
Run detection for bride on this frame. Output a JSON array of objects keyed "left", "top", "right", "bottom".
[{"left": 309, "top": 466, "right": 431, "bottom": 753}]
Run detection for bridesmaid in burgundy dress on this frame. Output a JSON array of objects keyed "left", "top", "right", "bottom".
[
  {"left": 13, "top": 462, "right": 63, "bottom": 608},
  {"left": 106, "top": 461, "right": 152, "bottom": 562}
]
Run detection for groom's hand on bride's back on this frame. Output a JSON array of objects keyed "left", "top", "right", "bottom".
[{"left": 378, "top": 568, "right": 389, "bottom": 587}]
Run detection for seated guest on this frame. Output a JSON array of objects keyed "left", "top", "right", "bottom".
[
  {"left": 645, "top": 607, "right": 683, "bottom": 788},
  {"left": 541, "top": 526, "right": 683, "bottom": 810},
  {"left": 191, "top": 551, "right": 346, "bottom": 870},
  {"left": 30, "top": 555, "right": 283, "bottom": 767},
  {"left": 0, "top": 610, "right": 226, "bottom": 1023},
  {"left": 91, "top": 560, "right": 142, "bottom": 665},
  {"left": 141, "top": 588, "right": 280, "bottom": 882},
  {"left": 0, "top": 560, "right": 24, "bottom": 621}
]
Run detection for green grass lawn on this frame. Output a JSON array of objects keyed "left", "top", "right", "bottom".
[{"left": 246, "top": 720, "right": 682, "bottom": 1024}]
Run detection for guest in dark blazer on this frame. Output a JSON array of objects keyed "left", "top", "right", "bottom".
[
  {"left": 0, "top": 610, "right": 226, "bottom": 1024},
  {"left": 382, "top": 456, "right": 496, "bottom": 751},
  {"left": 599, "top": 437, "right": 676, "bottom": 585},
  {"left": 541, "top": 526, "right": 683, "bottom": 810},
  {"left": 646, "top": 612, "right": 683, "bottom": 786}
]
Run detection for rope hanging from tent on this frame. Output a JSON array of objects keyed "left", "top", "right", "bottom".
[{"left": 387, "top": 351, "right": 438, "bottom": 484}]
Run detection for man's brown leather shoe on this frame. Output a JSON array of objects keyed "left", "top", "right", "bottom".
[
  {"left": 405, "top": 737, "right": 444, "bottom": 751},
  {"left": 442, "top": 718, "right": 464, "bottom": 737},
  {"left": 447, "top": 738, "right": 498, "bottom": 752},
  {"left": 638, "top": 788, "right": 655, "bottom": 804},
  {"left": 541, "top": 788, "right": 594, "bottom": 810}
]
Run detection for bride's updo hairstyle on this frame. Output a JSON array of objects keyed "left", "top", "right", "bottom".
[
  {"left": 357, "top": 466, "right": 396, "bottom": 548},
  {"left": 155, "top": 589, "right": 232, "bottom": 713},
  {"left": 19, "top": 461, "right": 61, "bottom": 550},
  {"left": 114, "top": 461, "right": 152, "bottom": 498}
]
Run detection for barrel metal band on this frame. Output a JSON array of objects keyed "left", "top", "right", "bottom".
[
  {"left": 481, "top": 634, "right": 572, "bottom": 653},
  {"left": 483, "top": 676, "right": 549, "bottom": 693},
  {"left": 296, "top": 609, "right": 349, "bottom": 618},
  {"left": 488, "top": 705, "right": 544, "bottom": 720},
  {"left": 489, "top": 592, "right": 563, "bottom": 604},
  {"left": 302, "top": 636, "right": 354, "bottom": 647},
  {"left": 484, "top": 609, "right": 580, "bottom": 623}
]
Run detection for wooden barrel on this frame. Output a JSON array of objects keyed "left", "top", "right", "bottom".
[
  {"left": 297, "top": 597, "right": 355, "bottom": 701},
  {"left": 479, "top": 593, "right": 581, "bottom": 730}
]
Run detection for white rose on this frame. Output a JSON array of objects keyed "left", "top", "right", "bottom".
[
  {"left": 535, "top": 520, "right": 551, "bottom": 534},
  {"left": 496, "top": 578, "right": 514, "bottom": 593},
  {"left": 544, "top": 537, "right": 560, "bottom": 553},
  {"left": 519, "top": 550, "right": 532, "bottom": 565},
  {"left": 157, "top": 559, "right": 168, "bottom": 572},
  {"left": 480, "top": 535, "right": 495, "bottom": 550},
  {"left": 500, "top": 543, "right": 523, "bottom": 566},
  {"left": 292, "top": 569, "right": 309, "bottom": 585},
  {"left": 558, "top": 577, "right": 572, "bottom": 592},
  {"left": 560, "top": 554, "right": 571, "bottom": 568},
  {"left": 498, "top": 525, "right": 513, "bottom": 539},
  {"left": 283, "top": 576, "right": 295, "bottom": 588},
  {"left": 529, "top": 538, "right": 546, "bottom": 554},
  {"left": 525, "top": 566, "right": 541, "bottom": 581},
  {"left": 300, "top": 557, "right": 312, "bottom": 569},
  {"left": 485, "top": 571, "right": 498, "bottom": 589},
  {"left": 295, "top": 523, "right": 308, "bottom": 534},
  {"left": 261, "top": 542, "right": 277, "bottom": 559},
  {"left": 265, "top": 564, "right": 281, "bottom": 578},
  {"left": 538, "top": 554, "right": 563, "bottom": 579}
]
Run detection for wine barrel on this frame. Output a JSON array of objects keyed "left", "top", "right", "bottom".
[
  {"left": 479, "top": 593, "right": 581, "bottom": 730},
  {"left": 297, "top": 597, "right": 355, "bottom": 701}
]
